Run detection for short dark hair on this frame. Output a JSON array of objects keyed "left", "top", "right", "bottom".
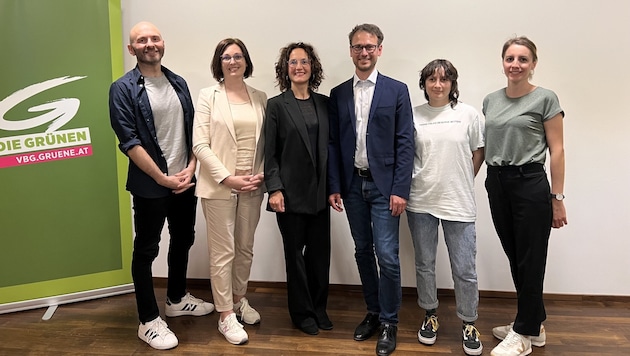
[
  {"left": 348, "top": 23, "right": 384, "bottom": 45},
  {"left": 419, "top": 59, "right": 459, "bottom": 108},
  {"left": 502, "top": 36, "right": 538, "bottom": 63},
  {"left": 274, "top": 42, "right": 324, "bottom": 92},
  {"left": 210, "top": 38, "right": 253, "bottom": 82}
]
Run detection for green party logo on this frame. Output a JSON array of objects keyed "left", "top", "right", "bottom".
[{"left": 0, "top": 76, "right": 92, "bottom": 168}]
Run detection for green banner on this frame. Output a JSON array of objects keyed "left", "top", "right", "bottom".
[{"left": 0, "top": 0, "right": 132, "bottom": 304}]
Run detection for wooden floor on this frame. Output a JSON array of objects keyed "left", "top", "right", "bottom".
[{"left": 1, "top": 282, "right": 629, "bottom": 355}]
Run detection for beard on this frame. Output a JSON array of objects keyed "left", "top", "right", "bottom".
[
  {"left": 132, "top": 47, "right": 163, "bottom": 65},
  {"left": 354, "top": 57, "right": 376, "bottom": 73}
]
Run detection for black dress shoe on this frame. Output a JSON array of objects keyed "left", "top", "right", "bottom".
[
  {"left": 296, "top": 317, "right": 319, "bottom": 335},
  {"left": 354, "top": 313, "right": 380, "bottom": 341},
  {"left": 316, "top": 312, "right": 333, "bottom": 330},
  {"left": 376, "top": 323, "right": 397, "bottom": 356}
]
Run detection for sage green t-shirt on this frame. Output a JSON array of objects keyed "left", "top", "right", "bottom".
[{"left": 482, "top": 87, "right": 563, "bottom": 166}]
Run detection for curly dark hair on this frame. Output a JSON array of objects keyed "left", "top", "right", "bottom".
[
  {"left": 210, "top": 38, "right": 253, "bottom": 82},
  {"left": 419, "top": 59, "right": 459, "bottom": 108},
  {"left": 274, "top": 42, "right": 324, "bottom": 92}
]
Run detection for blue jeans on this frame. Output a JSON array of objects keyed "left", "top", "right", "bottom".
[
  {"left": 343, "top": 174, "right": 402, "bottom": 324},
  {"left": 406, "top": 212, "right": 479, "bottom": 322}
]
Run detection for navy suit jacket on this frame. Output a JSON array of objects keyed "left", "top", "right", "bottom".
[{"left": 327, "top": 72, "right": 414, "bottom": 200}]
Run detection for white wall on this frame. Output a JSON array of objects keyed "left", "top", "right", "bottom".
[{"left": 120, "top": 0, "right": 630, "bottom": 296}]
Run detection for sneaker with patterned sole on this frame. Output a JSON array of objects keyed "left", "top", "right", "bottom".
[
  {"left": 218, "top": 313, "right": 249, "bottom": 345},
  {"left": 418, "top": 314, "right": 439, "bottom": 345},
  {"left": 463, "top": 324, "right": 483, "bottom": 356},
  {"left": 234, "top": 297, "right": 260, "bottom": 325},
  {"left": 165, "top": 292, "right": 215, "bottom": 317},
  {"left": 492, "top": 322, "right": 546, "bottom": 347},
  {"left": 490, "top": 329, "right": 532, "bottom": 356},
  {"left": 137, "top": 316, "right": 178, "bottom": 350}
]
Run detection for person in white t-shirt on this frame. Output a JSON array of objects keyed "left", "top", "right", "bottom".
[{"left": 406, "top": 59, "right": 485, "bottom": 356}]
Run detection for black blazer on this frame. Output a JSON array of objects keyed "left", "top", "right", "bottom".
[{"left": 264, "top": 90, "right": 329, "bottom": 215}]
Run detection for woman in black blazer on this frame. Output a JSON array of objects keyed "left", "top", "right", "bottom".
[{"left": 264, "top": 42, "right": 331, "bottom": 336}]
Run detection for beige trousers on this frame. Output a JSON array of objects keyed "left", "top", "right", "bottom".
[{"left": 201, "top": 193, "right": 263, "bottom": 312}]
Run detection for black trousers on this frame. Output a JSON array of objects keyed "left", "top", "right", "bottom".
[
  {"left": 276, "top": 209, "right": 331, "bottom": 326},
  {"left": 131, "top": 188, "right": 197, "bottom": 323},
  {"left": 485, "top": 164, "right": 551, "bottom": 336}
]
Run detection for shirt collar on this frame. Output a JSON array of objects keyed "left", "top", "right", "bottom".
[{"left": 353, "top": 70, "right": 378, "bottom": 87}]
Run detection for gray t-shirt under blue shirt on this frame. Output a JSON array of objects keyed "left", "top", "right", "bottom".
[{"left": 144, "top": 74, "right": 187, "bottom": 175}]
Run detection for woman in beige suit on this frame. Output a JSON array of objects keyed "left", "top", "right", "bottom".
[{"left": 193, "top": 38, "right": 267, "bottom": 345}]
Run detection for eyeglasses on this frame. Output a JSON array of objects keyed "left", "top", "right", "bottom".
[
  {"left": 350, "top": 44, "right": 378, "bottom": 54},
  {"left": 288, "top": 58, "right": 311, "bottom": 67},
  {"left": 220, "top": 54, "right": 244, "bottom": 63}
]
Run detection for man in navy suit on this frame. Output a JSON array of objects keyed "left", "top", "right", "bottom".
[{"left": 328, "top": 23, "right": 414, "bottom": 356}]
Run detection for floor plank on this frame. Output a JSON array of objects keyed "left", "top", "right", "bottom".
[{"left": 1, "top": 283, "right": 629, "bottom": 355}]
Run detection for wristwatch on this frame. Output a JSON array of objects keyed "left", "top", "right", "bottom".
[{"left": 550, "top": 193, "right": 565, "bottom": 201}]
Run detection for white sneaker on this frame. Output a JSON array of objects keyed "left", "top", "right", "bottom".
[
  {"left": 218, "top": 313, "right": 249, "bottom": 345},
  {"left": 490, "top": 329, "right": 532, "bottom": 356},
  {"left": 492, "top": 322, "right": 546, "bottom": 347},
  {"left": 137, "top": 316, "right": 178, "bottom": 350},
  {"left": 234, "top": 297, "right": 260, "bottom": 325},
  {"left": 165, "top": 292, "right": 215, "bottom": 317}
]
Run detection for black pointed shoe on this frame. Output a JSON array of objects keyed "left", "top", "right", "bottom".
[
  {"left": 297, "top": 317, "right": 319, "bottom": 335},
  {"left": 376, "top": 323, "right": 397, "bottom": 356},
  {"left": 354, "top": 313, "right": 380, "bottom": 341},
  {"left": 316, "top": 312, "right": 333, "bottom": 330}
]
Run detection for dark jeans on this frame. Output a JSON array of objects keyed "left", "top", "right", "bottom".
[
  {"left": 485, "top": 164, "right": 551, "bottom": 336},
  {"left": 131, "top": 188, "right": 197, "bottom": 323},
  {"left": 277, "top": 209, "right": 331, "bottom": 326},
  {"left": 344, "top": 174, "right": 402, "bottom": 325}
]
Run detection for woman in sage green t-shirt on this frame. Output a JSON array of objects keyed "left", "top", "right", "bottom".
[{"left": 482, "top": 36, "right": 568, "bottom": 356}]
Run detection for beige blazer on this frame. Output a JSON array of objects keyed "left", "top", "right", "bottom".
[{"left": 193, "top": 83, "right": 267, "bottom": 199}]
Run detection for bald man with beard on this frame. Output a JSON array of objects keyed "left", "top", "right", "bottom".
[{"left": 109, "top": 21, "right": 214, "bottom": 350}]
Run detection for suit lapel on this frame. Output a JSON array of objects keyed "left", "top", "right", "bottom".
[
  {"left": 369, "top": 73, "right": 384, "bottom": 121},
  {"left": 314, "top": 93, "right": 329, "bottom": 176},
  {"left": 245, "top": 84, "right": 264, "bottom": 147},
  {"left": 285, "top": 91, "right": 316, "bottom": 166},
  {"left": 344, "top": 79, "right": 357, "bottom": 134},
  {"left": 214, "top": 85, "right": 237, "bottom": 143}
]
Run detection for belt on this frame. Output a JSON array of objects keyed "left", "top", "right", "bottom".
[
  {"left": 355, "top": 168, "right": 373, "bottom": 180},
  {"left": 487, "top": 163, "right": 544, "bottom": 174}
]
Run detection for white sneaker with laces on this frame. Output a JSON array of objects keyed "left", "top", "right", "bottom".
[
  {"left": 490, "top": 329, "right": 532, "bottom": 356},
  {"left": 137, "top": 316, "right": 178, "bottom": 350},
  {"left": 218, "top": 313, "right": 249, "bottom": 345},
  {"left": 492, "top": 322, "right": 546, "bottom": 347},
  {"left": 165, "top": 292, "right": 215, "bottom": 317},
  {"left": 234, "top": 297, "right": 260, "bottom": 325}
]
